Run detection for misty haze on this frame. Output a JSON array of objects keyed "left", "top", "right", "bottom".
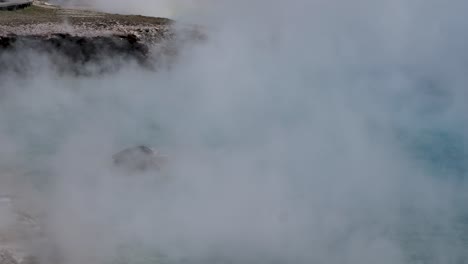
[{"left": 0, "top": 0, "right": 468, "bottom": 264}]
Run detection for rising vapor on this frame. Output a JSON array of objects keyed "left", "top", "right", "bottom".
[{"left": 1, "top": 0, "right": 468, "bottom": 264}]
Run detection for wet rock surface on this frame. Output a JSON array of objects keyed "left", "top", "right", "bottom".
[
  {"left": 0, "top": 33, "right": 154, "bottom": 75},
  {"left": 0, "top": 33, "right": 149, "bottom": 65}
]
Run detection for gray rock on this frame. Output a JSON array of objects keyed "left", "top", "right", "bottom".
[{"left": 113, "top": 145, "right": 168, "bottom": 172}]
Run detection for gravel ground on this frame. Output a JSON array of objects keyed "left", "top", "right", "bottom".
[{"left": 0, "top": 2, "right": 174, "bottom": 44}]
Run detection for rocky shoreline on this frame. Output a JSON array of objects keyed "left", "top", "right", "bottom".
[
  {"left": 0, "top": 33, "right": 151, "bottom": 74},
  {"left": 0, "top": 2, "right": 200, "bottom": 75}
]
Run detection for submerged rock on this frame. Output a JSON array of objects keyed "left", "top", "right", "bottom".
[{"left": 113, "top": 145, "right": 168, "bottom": 172}]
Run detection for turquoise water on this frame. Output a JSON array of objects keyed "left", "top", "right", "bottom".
[
  {"left": 4, "top": 92, "right": 468, "bottom": 264},
  {"left": 1, "top": 61, "right": 467, "bottom": 264}
]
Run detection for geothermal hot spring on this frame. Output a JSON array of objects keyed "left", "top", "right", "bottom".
[{"left": 1, "top": 0, "right": 468, "bottom": 263}]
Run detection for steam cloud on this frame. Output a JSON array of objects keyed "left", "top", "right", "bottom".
[{"left": 1, "top": 0, "right": 468, "bottom": 263}]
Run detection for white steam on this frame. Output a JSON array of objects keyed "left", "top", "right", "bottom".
[{"left": 1, "top": 0, "right": 468, "bottom": 263}]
